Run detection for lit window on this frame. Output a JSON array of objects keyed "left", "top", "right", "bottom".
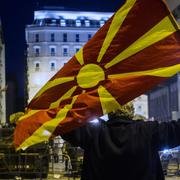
[
  {"left": 51, "top": 19, "right": 57, "bottom": 25},
  {"left": 88, "top": 34, "right": 92, "bottom": 40},
  {"left": 63, "top": 33, "right": 67, "bottom": 42},
  {"left": 51, "top": 33, "right": 55, "bottom": 42},
  {"left": 39, "top": 20, "right": 43, "bottom": 26},
  {"left": 85, "top": 20, "right": 90, "bottom": 27},
  {"left": 63, "top": 48, "right": 68, "bottom": 56},
  {"left": 75, "top": 34, "right": 79, "bottom": 42},
  {"left": 61, "top": 19, "right": 66, "bottom": 26},
  {"left": 35, "top": 34, "right": 39, "bottom": 42},
  {"left": 76, "top": 19, "right": 81, "bottom": 27},
  {"left": 100, "top": 20, "right": 105, "bottom": 27}
]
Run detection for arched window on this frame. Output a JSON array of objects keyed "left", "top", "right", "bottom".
[
  {"left": 63, "top": 48, "right": 68, "bottom": 56},
  {"left": 62, "top": 46, "right": 69, "bottom": 57},
  {"left": 49, "top": 46, "right": 56, "bottom": 56},
  {"left": 34, "top": 61, "right": 40, "bottom": 71},
  {"left": 49, "top": 61, "right": 56, "bottom": 71},
  {"left": 74, "top": 46, "right": 81, "bottom": 53},
  {"left": 33, "top": 46, "right": 41, "bottom": 57}
]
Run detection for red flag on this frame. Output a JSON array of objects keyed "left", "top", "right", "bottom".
[{"left": 14, "top": 0, "right": 180, "bottom": 150}]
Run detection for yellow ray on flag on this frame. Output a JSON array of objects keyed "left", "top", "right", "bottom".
[
  {"left": 18, "top": 110, "right": 41, "bottom": 122},
  {"left": 108, "top": 64, "right": 180, "bottom": 79},
  {"left": 17, "top": 95, "right": 78, "bottom": 151},
  {"left": 49, "top": 86, "right": 77, "bottom": 109},
  {"left": 97, "top": 0, "right": 136, "bottom": 63},
  {"left": 98, "top": 85, "right": 121, "bottom": 114},
  {"left": 75, "top": 47, "right": 84, "bottom": 65},
  {"left": 105, "top": 16, "right": 177, "bottom": 69}
]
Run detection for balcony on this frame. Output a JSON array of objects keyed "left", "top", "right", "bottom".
[
  {"left": 35, "top": 52, "right": 40, "bottom": 57},
  {"left": 51, "top": 52, "right": 55, "bottom": 56}
]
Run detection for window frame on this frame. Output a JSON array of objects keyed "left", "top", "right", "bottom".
[
  {"left": 34, "top": 61, "right": 40, "bottom": 71},
  {"left": 51, "top": 33, "right": 55, "bottom": 42},
  {"left": 75, "top": 34, "right": 80, "bottom": 42},
  {"left": 35, "top": 34, "right": 39, "bottom": 42},
  {"left": 63, "top": 33, "right": 67, "bottom": 42}
]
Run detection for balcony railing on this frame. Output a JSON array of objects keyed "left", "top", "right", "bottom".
[
  {"left": 28, "top": 53, "right": 73, "bottom": 58},
  {"left": 26, "top": 24, "right": 100, "bottom": 28}
]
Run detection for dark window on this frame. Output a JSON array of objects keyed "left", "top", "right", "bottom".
[
  {"left": 138, "top": 106, "right": 142, "bottom": 110},
  {"left": 88, "top": 34, "right": 92, "bottom": 40},
  {"left": 51, "top": 33, "right": 55, "bottom": 42},
  {"left": 51, "top": 48, "right": 55, "bottom": 56},
  {"left": 50, "top": 62, "right": 55, "bottom": 71},
  {"left": 76, "top": 48, "right": 80, "bottom": 53},
  {"left": 63, "top": 33, "right": 67, "bottom": 42},
  {"left": 76, "top": 34, "right": 79, "bottom": 42},
  {"left": 63, "top": 48, "right": 68, "bottom": 56},
  {"left": 35, "top": 34, "right": 39, "bottom": 42},
  {"left": 35, "top": 62, "right": 40, "bottom": 71},
  {"left": 35, "top": 48, "right": 40, "bottom": 56}
]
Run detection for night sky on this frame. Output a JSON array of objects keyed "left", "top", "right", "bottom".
[{"left": 0, "top": 0, "right": 125, "bottom": 111}]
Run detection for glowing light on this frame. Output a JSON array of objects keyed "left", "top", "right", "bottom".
[
  {"left": 163, "top": 149, "right": 169, "bottom": 154},
  {"left": 90, "top": 119, "right": 99, "bottom": 124},
  {"left": 35, "top": 11, "right": 113, "bottom": 20},
  {"left": 42, "top": 130, "right": 51, "bottom": 136}
]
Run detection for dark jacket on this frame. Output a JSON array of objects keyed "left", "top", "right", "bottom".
[{"left": 62, "top": 117, "right": 180, "bottom": 180}]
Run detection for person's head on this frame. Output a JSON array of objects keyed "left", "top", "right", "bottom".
[{"left": 108, "top": 102, "right": 134, "bottom": 121}]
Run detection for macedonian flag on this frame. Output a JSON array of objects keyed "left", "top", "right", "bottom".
[{"left": 14, "top": 0, "right": 180, "bottom": 150}]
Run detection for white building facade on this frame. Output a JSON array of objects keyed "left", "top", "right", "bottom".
[
  {"left": 0, "top": 20, "right": 6, "bottom": 124},
  {"left": 26, "top": 9, "right": 113, "bottom": 102}
]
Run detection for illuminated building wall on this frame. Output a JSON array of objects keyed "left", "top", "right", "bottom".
[
  {"left": 0, "top": 19, "right": 6, "bottom": 124},
  {"left": 133, "top": 95, "right": 148, "bottom": 119},
  {"left": 26, "top": 9, "right": 113, "bottom": 102}
]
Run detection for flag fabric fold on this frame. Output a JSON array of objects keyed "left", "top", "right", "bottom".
[{"left": 14, "top": 0, "right": 180, "bottom": 150}]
